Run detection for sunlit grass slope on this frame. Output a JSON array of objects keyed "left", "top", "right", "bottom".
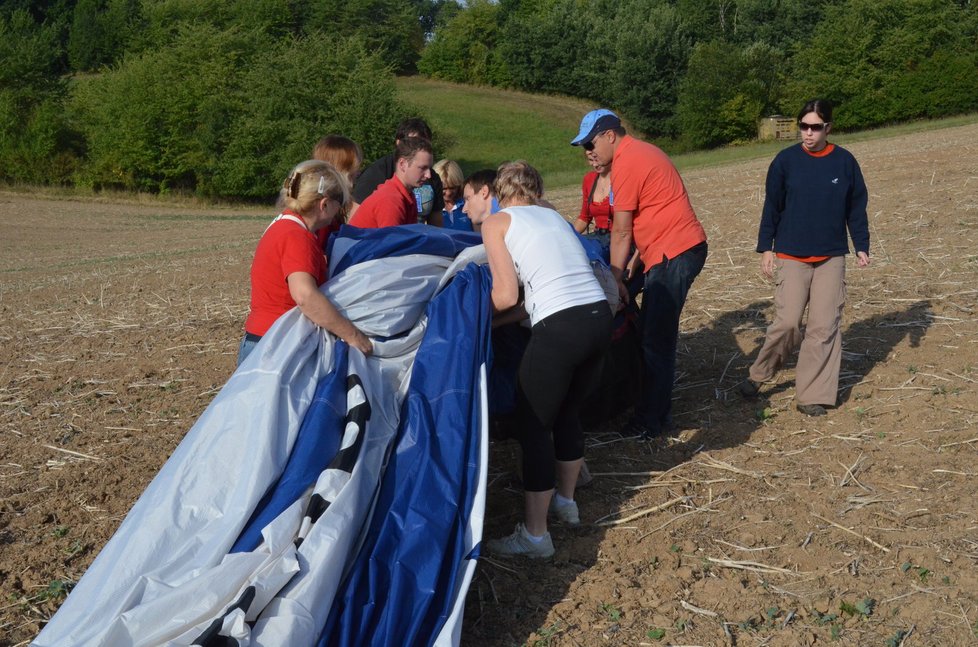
[
  {"left": 396, "top": 77, "right": 597, "bottom": 190},
  {"left": 398, "top": 76, "right": 978, "bottom": 193}
]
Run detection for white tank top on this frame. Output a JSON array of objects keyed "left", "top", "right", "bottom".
[{"left": 502, "top": 205, "right": 606, "bottom": 325}]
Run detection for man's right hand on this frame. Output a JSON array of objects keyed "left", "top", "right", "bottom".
[{"left": 616, "top": 278, "right": 629, "bottom": 309}]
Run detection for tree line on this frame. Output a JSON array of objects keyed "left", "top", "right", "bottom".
[
  {"left": 0, "top": 0, "right": 447, "bottom": 197},
  {"left": 420, "top": 0, "right": 978, "bottom": 149},
  {"left": 2, "top": 0, "right": 976, "bottom": 199}
]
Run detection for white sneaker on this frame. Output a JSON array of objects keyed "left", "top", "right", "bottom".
[
  {"left": 486, "top": 523, "right": 555, "bottom": 558},
  {"left": 576, "top": 461, "right": 594, "bottom": 488},
  {"left": 549, "top": 497, "right": 580, "bottom": 525}
]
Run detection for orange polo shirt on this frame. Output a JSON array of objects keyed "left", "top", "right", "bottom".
[{"left": 611, "top": 135, "right": 706, "bottom": 268}]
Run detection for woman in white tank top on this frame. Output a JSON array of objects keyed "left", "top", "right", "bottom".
[{"left": 473, "top": 161, "right": 612, "bottom": 558}]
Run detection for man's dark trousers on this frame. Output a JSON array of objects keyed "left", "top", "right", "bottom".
[{"left": 635, "top": 241, "right": 708, "bottom": 435}]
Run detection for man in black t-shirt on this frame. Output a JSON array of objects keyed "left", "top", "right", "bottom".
[{"left": 350, "top": 117, "right": 445, "bottom": 226}]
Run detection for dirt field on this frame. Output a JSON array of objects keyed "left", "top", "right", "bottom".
[{"left": 2, "top": 124, "right": 977, "bottom": 646}]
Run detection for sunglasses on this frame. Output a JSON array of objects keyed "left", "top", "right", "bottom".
[
  {"left": 582, "top": 140, "right": 596, "bottom": 151},
  {"left": 798, "top": 121, "right": 828, "bottom": 132}
]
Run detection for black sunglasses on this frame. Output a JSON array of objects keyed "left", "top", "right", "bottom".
[
  {"left": 798, "top": 121, "right": 829, "bottom": 132},
  {"left": 581, "top": 129, "right": 609, "bottom": 151}
]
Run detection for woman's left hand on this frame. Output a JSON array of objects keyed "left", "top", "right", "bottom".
[{"left": 856, "top": 251, "right": 870, "bottom": 267}]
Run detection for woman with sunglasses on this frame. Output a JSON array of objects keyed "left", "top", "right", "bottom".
[
  {"left": 740, "top": 99, "right": 869, "bottom": 416},
  {"left": 573, "top": 153, "right": 612, "bottom": 237},
  {"left": 238, "top": 159, "right": 373, "bottom": 366}
]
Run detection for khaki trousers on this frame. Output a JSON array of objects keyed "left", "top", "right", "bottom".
[{"left": 749, "top": 256, "right": 846, "bottom": 406}]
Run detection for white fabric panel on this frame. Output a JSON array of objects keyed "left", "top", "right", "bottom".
[{"left": 34, "top": 252, "right": 486, "bottom": 647}]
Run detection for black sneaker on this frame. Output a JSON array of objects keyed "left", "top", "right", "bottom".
[
  {"left": 796, "top": 403, "right": 827, "bottom": 417},
  {"left": 624, "top": 419, "right": 662, "bottom": 441},
  {"left": 738, "top": 379, "right": 761, "bottom": 399}
]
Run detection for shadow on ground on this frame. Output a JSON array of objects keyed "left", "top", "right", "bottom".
[{"left": 464, "top": 299, "right": 933, "bottom": 646}]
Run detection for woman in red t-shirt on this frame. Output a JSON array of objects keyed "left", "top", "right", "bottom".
[
  {"left": 239, "top": 160, "right": 372, "bottom": 366},
  {"left": 573, "top": 155, "right": 612, "bottom": 235},
  {"left": 312, "top": 135, "right": 362, "bottom": 252}
]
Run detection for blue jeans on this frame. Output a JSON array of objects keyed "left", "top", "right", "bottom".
[
  {"left": 237, "top": 334, "right": 260, "bottom": 367},
  {"left": 635, "top": 242, "right": 707, "bottom": 432}
]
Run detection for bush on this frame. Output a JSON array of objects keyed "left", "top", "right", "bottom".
[
  {"left": 676, "top": 40, "right": 785, "bottom": 148},
  {"left": 70, "top": 24, "right": 407, "bottom": 199},
  {"left": 301, "top": 0, "right": 425, "bottom": 74},
  {"left": 212, "top": 34, "right": 403, "bottom": 199},
  {"left": 605, "top": 1, "right": 691, "bottom": 137},
  {"left": 0, "top": 10, "right": 77, "bottom": 184},
  {"left": 418, "top": 0, "right": 504, "bottom": 85},
  {"left": 784, "top": 0, "right": 978, "bottom": 130}
]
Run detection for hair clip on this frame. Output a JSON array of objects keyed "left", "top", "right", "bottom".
[
  {"left": 285, "top": 171, "right": 302, "bottom": 199},
  {"left": 317, "top": 175, "right": 327, "bottom": 196}
]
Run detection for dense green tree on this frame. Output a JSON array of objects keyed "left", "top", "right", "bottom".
[
  {"left": 0, "top": 1, "right": 74, "bottom": 25},
  {"left": 411, "top": 0, "right": 462, "bottom": 39},
  {"left": 418, "top": 0, "right": 504, "bottom": 84},
  {"left": 495, "top": 0, "right": 589, "bottom": 94},
  {"left": 675, "top": 0, "right": 844, "bottom": 49},
  {"left": 429, "top": 0, "right": 692, "bottom": 137},
  {"left": 71, "top": 24, "right": 256, "bottom": 193},
  {"left": 67, "top": 0, "right": 142, "bottom": 71},
  {"left": 786, "top": 0, "right": 978, "bottom": 129},
  {"left": 301, "top": 0, "right": 425, "bottom": 74},
  {"left": 676, "top": 40, "right": 784, "bottom": 147},
  {"left": 67, "top": 0, "right": 102, "bottom": 70},
  {"left": 728, "top": 0, "right": 842, "bottom": 48},
  {"left": 605, "top": 1, "right": 691, "bottom": 136},
  {"left": 0, "top": 9, "right": 75, "bottom": 184},
  {"left": 133, "top": 0, "right": 297, "bottom": 50},
  {"left": 70, "top": 23, "right": 407, "bottom": 198},
  {"left": 100, "top": 0, "right": 142, "bottom": 63},
  {"left": 213, "top": 34, "right": 402, "bottom": 198}
]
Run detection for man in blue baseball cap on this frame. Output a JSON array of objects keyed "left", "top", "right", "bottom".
[
  {"left": 570, "top": 109, "right": 622, "bottom": 146},
  {"left": 572, "top": 108, "right": 708, "bottom": 440}
]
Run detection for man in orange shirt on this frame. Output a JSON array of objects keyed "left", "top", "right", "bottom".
[
  {"left": 349, "top": 138, "right": 434, "bottom": 228},
  {"left": 573, "top": 109, "right": 708, "bottom": 439}
]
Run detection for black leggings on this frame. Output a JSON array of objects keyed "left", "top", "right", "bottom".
[{"left": 515, "top": 300, "right": 612, "bottom": 492}]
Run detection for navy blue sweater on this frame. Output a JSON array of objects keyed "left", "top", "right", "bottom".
[{"left": 756, "top": 143, "right": 869, "bottom": 256}]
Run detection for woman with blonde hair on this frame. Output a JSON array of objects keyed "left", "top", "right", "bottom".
[
  {"left": 481, "top": 161, "right": 612, "bottom": 558},
  {"left": 239, "top": 159, "right": 372, "bottom": 366},
  {"left": 433, "top": 159, "right": 472, "bottom": 231}
]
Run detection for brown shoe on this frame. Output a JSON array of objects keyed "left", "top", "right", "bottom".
[{"left": 797, "top": 403, "right": 827, "bottom": 417}]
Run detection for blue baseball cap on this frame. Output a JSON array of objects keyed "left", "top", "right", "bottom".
[{"left": 571, "top": 109, "right": 621, "bottom": 146}]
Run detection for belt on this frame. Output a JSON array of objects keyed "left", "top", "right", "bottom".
[
  {"left": 245, "top": 332, "right": 262, "bottom": 343},
  {"left": 594, "top": 227, "right": 610, "bottom": 235}
]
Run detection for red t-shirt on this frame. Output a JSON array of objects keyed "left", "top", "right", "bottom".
[
  {"left": 349, "top": 176, "right": 417, "bottom": 228},
  {"left": 611, "top": 136, "right": 706, "bottom": 268},
  {"left": 577, "top": 171, "right": 613, "bottom": 230},
  {"left": 316, "top": 218, "right": 342, "bottom": 252},
  {"left": 244, "top": 213, "right": 327, "bottom": 336}
]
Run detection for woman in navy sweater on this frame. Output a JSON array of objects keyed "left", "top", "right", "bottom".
[{"left": 740, "top": 99, "right": 869, "bottom": 416}]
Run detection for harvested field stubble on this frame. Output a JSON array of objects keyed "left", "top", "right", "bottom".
[{"left": 2, "top": 124, "right": 977, "bottom": 646}]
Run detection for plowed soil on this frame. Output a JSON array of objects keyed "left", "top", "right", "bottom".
[{"left": 2, "top": 124, "right": 977, "bottom": 646}]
